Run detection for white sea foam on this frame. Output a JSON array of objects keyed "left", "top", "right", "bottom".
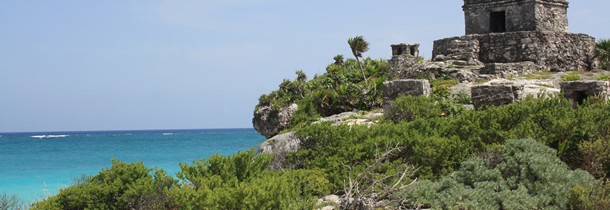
[
  {"left": 162, "top": 133, "right": 174, "bottom": 136},
  {"left": 31, "top": 135, "right": 69, "bottom": 139}
]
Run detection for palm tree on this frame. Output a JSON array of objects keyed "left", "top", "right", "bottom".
[
  {"left": 595, "top": 39, "right": 610, "bottom": 70},
  {"left": 348, "top": 36, "right": 370, "bottom": 82},
  {"left": 333, "top": 54, "right": 344, "bottom": 65}
]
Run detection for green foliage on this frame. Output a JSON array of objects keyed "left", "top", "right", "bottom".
[
  {"left": 333, "top": 54, "right": 344, "bottom": 65},
  {"left": 32, "top": 159, "right": 176, "bottom": 210},
  {"left": 562, "top": 73, "right": 582, "bottom": 81},
  {"left": 570, "top": 179, "right": 610, "bottom": 210},
  {"left": 287, "top": 96, "right": 610, "bottom": 194},
  {"left": 1, "top": 193, "right": 24, "bottom": 210},
  {"left": 258, "top": 58, "right": 390, "bottom": 129},
  {"left": 347, "top": 36, "right": 369, "bottom": 61},
  {"left": 579, "top": 138, "right": 610, "bottom": 178},
  {"left": 596, "top": 74, "right": 610, "bottom": 81},
  {"left": 596, "top": 38, "right": 610, "bottom": 70},
  {"left": 395, "top": 139, "right": 596, "bottom": 209},
  {"left": 169, "top": 150, "right": 330, "bottom": 209}
]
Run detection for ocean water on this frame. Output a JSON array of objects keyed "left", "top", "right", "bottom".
[{"left": 0, "top": 128, "right": 265, "bottom": 203}]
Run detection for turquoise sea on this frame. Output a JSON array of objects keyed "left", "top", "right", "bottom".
[{"left": 0, "top": 128, "right": 265, "bottom": 204}]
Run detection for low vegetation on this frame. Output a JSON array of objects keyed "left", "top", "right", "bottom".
[{"left": 29, "top": 37, "right": 610, "bottom": 209}]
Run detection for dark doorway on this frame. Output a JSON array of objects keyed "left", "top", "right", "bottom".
[
  {"left": 490, "top": 11, "right": 506, "bottom": 33},
  {"left": 572, "top": 91, "right": 588, "bottom": 108}
]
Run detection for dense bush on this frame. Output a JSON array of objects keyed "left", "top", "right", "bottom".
[
  {"left": 256, "top": 58, "right": 389, "bottom": 128},
  {"left": 32, "top": 160, "right": 176, "bottom": 210},
  {"left": 395, "top": 139, "right": 596, "bottom": 209},
  {"left": 32, "top": 151, "right": 330, "bottom": 210},
  {"left": 287, "top": 95, "right": 610, "bottom": 194},
  {"left": 169, "top": 150, "right": 330, "bottom": 209}
]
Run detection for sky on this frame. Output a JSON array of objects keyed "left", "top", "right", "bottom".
[{"left": 1, "top": 0, "right": 609, "bottom": 132}]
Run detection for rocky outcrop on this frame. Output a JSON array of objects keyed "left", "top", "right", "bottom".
[
  {"left": 315, "top": 111, "right": 383, "bottom": 127},
  {"left": 258, "top": 131, "right": 301, "bottom": 170},
  {"left": 252, "top": 103, "right": 298, "bottom": 138}
]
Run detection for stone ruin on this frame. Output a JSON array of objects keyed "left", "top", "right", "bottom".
[
  {"left": 433, "top": 0, "right": 596, "bottom": 73},
  {"left": 472, "top": 84, "right": 524, "bottom": 109},
  {"left": 561, "top": 80, "right": 610, "bottom": 108},
  {"left": 388, "top": 43, "right": 421, "bottom": 74},
  {"left": 382, "top": 79, "right": 431, "bottom": 103}
]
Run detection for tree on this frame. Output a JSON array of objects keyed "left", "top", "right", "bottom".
[
  {"left": 595, "top": 39, "right": 610, "bottom": 70},
  {"left": 333, "top": 54, "right": 344, "bottom": 65},
  {"left": 348, "top": 36, "right": 370, "bottom": 82}
]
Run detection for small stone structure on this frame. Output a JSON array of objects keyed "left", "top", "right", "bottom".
[
  {"left": 382, "top": 79, "right": 431, "bottom": 104},
  {"left": 389, "top": 43, "right": 421, "bottom": 75},
  {"left": 472, "top": 84, "right": 524, "bottom": 109},
  {"left": 463, "top": 0, "right": 568, "bottom": 34},
  {"left": 433, "top": 0, "right": 595, "bottom": 72},
  {"left": 560, "top": 80, "right": 610, "bottom": 107}
]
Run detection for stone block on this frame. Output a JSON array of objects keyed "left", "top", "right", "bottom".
[
  {"left": 382, "top": 79, "right": 431, "bottom": 103},
  {"left": 560, "top": 80, "right": 609, "bottom": 107},
  {"left": 472, "top": 84, "right": 524, "bottom": 109}
]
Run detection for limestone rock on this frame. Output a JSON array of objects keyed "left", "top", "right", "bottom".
[
  {"left": 560, "top": 80, "right": 610, "bottom": 107},
  {"left": 472, "top": 84, "right": 524, "bottom": 109},
  {"left": 258, "top": 131, "right": 300, "bottom": 154},
  {"left": 252, "top": 103, "right": 298, "bottom": 138},
  {"left": 382, "top": 79, "right": 431, "bottom": 103},
  {"left": 258, "top": 131, "right": 301, "bottom": 170},
  {"left": 315, "top": 111, "right": 383, "bottom": 126}
]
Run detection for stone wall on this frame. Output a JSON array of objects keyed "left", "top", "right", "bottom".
[
  {"left": 463, "top": 0, "right": 568, "bottom": 35},
  {"left": 432, "top": 36, "right": 480, "bottom": 62},
  {"left": 480, "top": 62, "right": 548, "bottom": 77},
  {"left": 534, "top": 0, "right": 569, "bottom": 32},
  {"left": 432, "top": 31, "right": 595, "bottom": 71},
  {"left": 464, "top": 0, "right": 537, "bottom": 34},
  {"left": 560, "top": 80, "right": 610, "bottom": 107},
  {"left": 472, "top": 84, "right": 524, "bottom": 109},
  {"left": 389, "top": 43, "right": 421, "bottom": 73},
  {"left": 382, "top": 79, "right": 431, "bottom": 104}
]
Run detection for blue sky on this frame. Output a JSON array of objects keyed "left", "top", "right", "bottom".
[{"left": 1, "top": 0, "right": 609, "bottom": 132}]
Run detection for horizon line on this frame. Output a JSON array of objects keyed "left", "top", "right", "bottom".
[{"left": 0, "top": 127, "right": 255, "bottom": 134}]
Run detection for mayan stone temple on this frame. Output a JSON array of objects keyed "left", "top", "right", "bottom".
[{"left": 432, "top": 0, "right": 596, "bottom": 72}]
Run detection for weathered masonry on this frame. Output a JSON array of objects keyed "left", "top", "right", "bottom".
[{"left": 433, "top": 0, "right": 595, "bottom": 72}]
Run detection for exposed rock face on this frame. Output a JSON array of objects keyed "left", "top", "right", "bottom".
[
  {"left": 472, "top": 84, "right": 524, "bottom": 109},
  {"left": 382, "top": 79, "right": 431, "bottom": 103},
  {"left": 252, "top": 103, "right": 298, "bottom": 138},
  {"left": 258, "top": 131, "right": 301, "bottom": 154},
  {"left": 258, "top": 131, "right": 301, "bottom": 170},
  {"left": 315, "top": 111, "right": 384, "bottom": 127},
  {"left": 560, "top": 80, "right": 610, "bottom": 107}
]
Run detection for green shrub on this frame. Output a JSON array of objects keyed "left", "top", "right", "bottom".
[
  {"left": 395, "top": 139, "right": 596, "bottom": 209},
  {"left": 169, "top": 150, "right": 330, "bottom": 209},
  {"left": 288, "top": 96, "right": 610, "bottom": 194},
  {"left": 256, "top": 57, "right": 390, "bottom": 129},
  {"left": 596, "top": 74, "right": 610, "bottom": 81},
  {"left": 562, "top": 74, "right": 581, "bottom": 81},
  {"left": 32, "top": 159, "right": 176, "bottom": 210}
]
